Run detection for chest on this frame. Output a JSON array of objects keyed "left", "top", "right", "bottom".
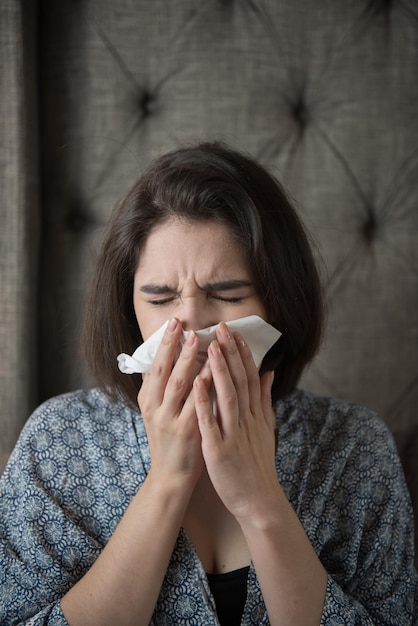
[{"left": 182, "top": 507, "right": 251, "bottom": 575}]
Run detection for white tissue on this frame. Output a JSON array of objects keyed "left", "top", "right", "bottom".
[{"left": 117, "top": 315, "right": 281, "bottom": 374}]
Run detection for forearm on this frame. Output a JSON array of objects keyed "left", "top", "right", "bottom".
[
  {"left": 61, "top": 471, "right": 193, "bottom": 626},
  {"left": 240, "top": 486, "right": 327, "bottom": 626}
]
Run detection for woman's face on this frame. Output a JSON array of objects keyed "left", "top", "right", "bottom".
[{"left": 133, "top": 218, "right": 267, "bottom": 340}]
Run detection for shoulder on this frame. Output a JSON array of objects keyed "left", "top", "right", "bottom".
[
  {"left": 274, "top": 397, "right": 417, "bottom": 620},
  {"left": 274, "top": 389, "right": 412, "bottom": 529},
  {"left": 275, "top": 388, "right": 398, "bottom": 458},
  {"left": 28, "top": 387, "right": 130, "bottom": 422},
  {"left": 276, "top": 390, "right": 416, "bottom": 573},
  {"left": 0, "top": 390, "right": 150, "bottom": 551},
  {"left": 3, "top": 389, "right": 149, "bottom": 496},
  {"left": 20, "top": 388, "right": 140, "bottom": 445},
  {"left": 276, "top": 387, "right": 386, "bottom": 427}
]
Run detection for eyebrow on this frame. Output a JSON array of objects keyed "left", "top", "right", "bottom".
[
  {"left": 139, "top": 285, "right": 177, "bottom": 295},
  {"left": 139, "top": 280, "right": 253, "bottom": 294},
  {"left": 205, "top": 280, "right": 253, "bottom": 291}
]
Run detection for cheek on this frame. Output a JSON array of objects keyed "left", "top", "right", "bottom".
[
  {"left": 133, "top": 301, "right": 166, "bottom": 341},
  {"left": 241, "top": 299, "right": 268, "bottom": 321}
]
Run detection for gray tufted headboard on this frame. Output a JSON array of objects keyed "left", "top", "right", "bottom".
[{"left": 1, "top": 0, "right": 418, "bottom": 549}]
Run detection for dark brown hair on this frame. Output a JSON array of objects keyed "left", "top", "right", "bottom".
[{"left": 82, "top": 141, "right": 324, "bottom": 407}]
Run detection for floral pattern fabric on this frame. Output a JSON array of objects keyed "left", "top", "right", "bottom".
[{"left": 0, "top": 388, "right": 416, "bottom": 625}]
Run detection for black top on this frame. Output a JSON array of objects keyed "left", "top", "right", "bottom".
[{"left": 207, "top": 565, "right": 250, "bottom": 625}]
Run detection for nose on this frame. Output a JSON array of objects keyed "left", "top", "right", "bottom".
[{"left": 177, "top": 296, "right": 215, "bottom": 332}]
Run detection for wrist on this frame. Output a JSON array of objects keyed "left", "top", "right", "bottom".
[
  {"left": 236, "top": 484, "right": 289, "bottom": 534},
  {"left": 144, "top": 468, "right": 198, "bottom": 510}
]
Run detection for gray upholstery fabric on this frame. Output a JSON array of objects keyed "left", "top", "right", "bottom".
[
  {"left": 0, "top": 0, "right": 39, "bottom": 457},
  {"left": 1, "top": 0, "right": 418, "bottom": 548}
]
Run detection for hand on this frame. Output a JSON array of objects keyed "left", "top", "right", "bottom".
[
  {"left": 193, "top": 322, "right": 278, "bottom": 521},
  {"left": 138, "top": 318, "right": 211, "bottom": 488}
]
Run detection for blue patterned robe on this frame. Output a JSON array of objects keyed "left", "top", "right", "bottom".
[{"left": 0, "top": 388, "right": 416, "bottom": 624}]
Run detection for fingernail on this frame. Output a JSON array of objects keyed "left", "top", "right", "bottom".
[
  {"left": 218, "top": 321, "right": 231, "bottom": 340},
  {"left": 168, "top": 318, "right": 178, "bottom": 332},
  {"left": 209, "top": 340, "right": 221, "bottom": 356},
  {"left": 235, "top": 331, "right": 246, "bottom": 349},
  {"left": 194, "top": 375, "right": 206, "bottom": 400},
  {"left": 185, "top": 330, "right": 196, "bottom": 346}
]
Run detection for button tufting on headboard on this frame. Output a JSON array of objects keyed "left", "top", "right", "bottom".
[
  {"left": 292, "top": 98, "right": 308, "bottom": 129},
  {"left": 140, "top": 90, "right": 156, "bottom": 118},
  {"left": 66, "top": 209, "right": 90, "bottom": 233},
  {"left": 363, "top": 213, "right": 377, "bottom": 242}
]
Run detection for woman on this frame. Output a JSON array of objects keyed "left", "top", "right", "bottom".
[{"left": 0, "top": 142, "right": 416, "bottom": 625}]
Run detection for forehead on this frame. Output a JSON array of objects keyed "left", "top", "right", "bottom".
[{"left": 136, "top": 218, "right": 250, "bottom": 278}]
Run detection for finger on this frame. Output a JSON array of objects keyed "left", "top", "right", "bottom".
[
  {"left": 215, "top": 322, "right": 248, "bottom": 382},
  {"left": 137, "top": 374, "right": 149, "bottom": 412},
  {"left": 207, "top": 340, "right": 239, "bottom": 432},
  {"left": 146, "top": 318, "right": 183, "bottom": 405},
  {"left": 164, "top": 330, "right": 200, "bottom": 410},
  {"left": 167, "top": 356, "right": 212, "bottom": 433},
  {"left": 215, "top": 323, "right": 250, "bottom": 416},
  {"left": 194, "top": 374, "right": 222, "bottom": 447},
  {"left": 196, "top": 356, "right": 213, "bottom": 389},
  {"left": 234, "top": 331, "right": 263, "bottom": 413},
  {"left": 181, "top": 355, "right": 213, "bottom": 414},
  {"left": 260, "top": 370, "right": 275, "bottom": 430}
]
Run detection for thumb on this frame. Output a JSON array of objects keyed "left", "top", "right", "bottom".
[{"left": 260, "top": 370, "right": 275, "bottom": 428}]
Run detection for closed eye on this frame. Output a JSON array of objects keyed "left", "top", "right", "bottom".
[
  {"left": 148, "top": 296, "right": 177, "bottom": 306},
  {"left": 140, "top": 280, "right": 252, "bottom": 306},
  {"left": 211, "top": 295, "right": 244, "bottom": 303},
  {"left": 207, "top": 280, "right": 252, "bottom": 304},
  {"left": 148, "top": 294, "right": 243, "bottom": 306}
]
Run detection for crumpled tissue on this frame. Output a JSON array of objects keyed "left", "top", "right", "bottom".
[{"left": 117, "top": 315, "right": 281, "bottom": 374}]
